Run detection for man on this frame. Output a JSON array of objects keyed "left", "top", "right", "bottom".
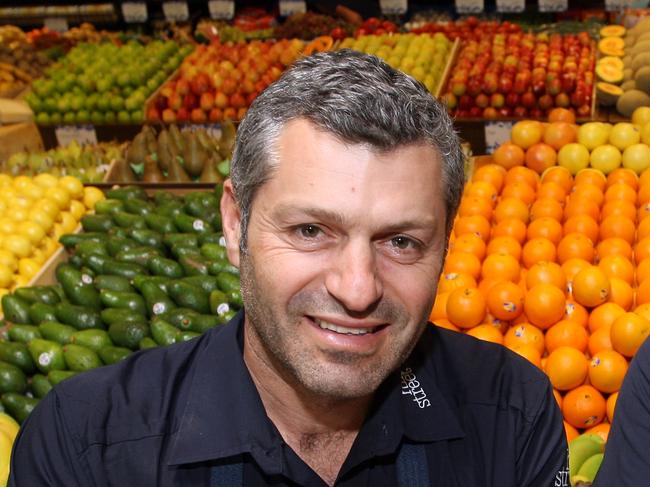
[
  {"left": 10, "top": 50, "right": 567, "bottom": 486},
  {"left": 594, "top": 336, "right": 650, "bottom": 485}
]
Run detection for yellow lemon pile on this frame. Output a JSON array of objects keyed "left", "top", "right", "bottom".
[{"left": 0, "top": 412, "right": 18, "bottom": 485}]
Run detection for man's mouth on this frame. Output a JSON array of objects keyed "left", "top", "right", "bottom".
[{"left": 312, "top": 318, "right": 384, "bottom": 336}]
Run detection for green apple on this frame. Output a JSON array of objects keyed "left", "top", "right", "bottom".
[
  {"left": 110, "top": 96, "right": 124, "bottom": 112},
  {"left": 104, "top": 111, "right": 116, "bottom": 124},
  {"left": 35, "top": 112, "right": 50, "bottom": 125},
  {"left": 75, "top": 110, "right": 90, "bottom": 124},
  {"left": 90, "top": 111, "right": 104, "bottom": 125},
  {"left": 50, "top": 113, "right": 62, "bottom": 124},
  {"left": 63, "top": 112, "right": 76, "bottom": 124},
  {"left": 117, "top": 110, "right": 130, "bottom": 123}
]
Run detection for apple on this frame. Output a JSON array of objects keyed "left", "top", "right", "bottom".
[
  {"left": 490, "top": 93, "right": 505, "bottom": 108},
  {"left": 168, "top": 93, "right": 183, "bottom": 111},
  {"left": 162, "top": 108, "right": 176, "bottom": 123},
  {"left": 182, "top": 93, "right": 198, "bottom": 110},
  {"left": 176, "top": 107, "right": 189, "bottom": 122},
  {"left": 521, "top": 92, "right": 537, "bottom": 109},
  {"left": 476, "top": 93, "right": 490, "bottom": 108},
  {"left": 483, "top": 107, "right": 499, "bottom": 119},
  {"left": 538, "top": 94, "right": 554, "bottom": 111},
  {"left": 214, "top": 92, "right": 228, "bottom": 109},
  {"left": 176, "top": 79, "right": 190, "bottom": 96},
  {"left": 200, "top": 92, "right": 215, "bottom": 111},
  {"left": 505, "top": 92, "right": 519, "bottom": 108},
  {"left": 147, "top": 107, "right": 161, "bottom": 122},
  {"left": 208, "top": 107, "right": 223, "bottom": 122},
  {"left": 190, "top": 73, "right": 211, "bottom": 96},
  {"left": 190, "top": 108, "right": 207, "bottom": 123}
]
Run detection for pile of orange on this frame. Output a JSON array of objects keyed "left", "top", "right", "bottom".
[{"left": 433, "top": 156, "right": 650, "bottom": 444}]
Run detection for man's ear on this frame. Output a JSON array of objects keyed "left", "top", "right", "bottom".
[{"left": 220, "top": 179, "right": 242, "bottom": 268}]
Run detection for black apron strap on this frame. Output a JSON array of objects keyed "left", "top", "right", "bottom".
[
  {"left": 396, "top": 442, "right": 431, "bottom": 487},
  {"left": 210, "top": 460, "right": 243, "bottom": 486}
]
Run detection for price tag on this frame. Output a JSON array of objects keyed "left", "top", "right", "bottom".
[
  {"left": 604, "top": 0, "right": 626, "bottom": 11},
  {"left": 484, "top": 121, "right": 513, "bottom": 154},
  {"left": 208, "top": 0, "right": 234, "bottom": 19},
  {"left": 496, "top": 0, "right": 525, "bottom": 12},
  {"left": 379, "top": 0, "right": 408, "bottom": 15},
  {"left": 455, "top": 0, "right": 484, "bottom": 14},
  {"left": 538, "top": 0, "right": 568, "bottom": 11},
  {"left": 163, "top": 1, "right": 189, "bottom": 22},
  {"left": 55, "top": 125, "right": 98, "bottom": 147},
  {"left": 44, "top": 17, "right": 68, "bottom": 33},
  {"left": 279, "top": 0, "right": 306, "bottom": 16},
  {"left": 180, "top": 123, "right": 221, "bottom": 139},
  {"left": 121, "top": 2, "right": 147, "bottom": 22}
]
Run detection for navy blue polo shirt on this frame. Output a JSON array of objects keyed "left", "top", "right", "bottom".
[
  {"left": 10, "top": 311, "right": 568, "bottom": 486},
  {"left": 594, "top": 336, "right": 650, "bottom": 486}
]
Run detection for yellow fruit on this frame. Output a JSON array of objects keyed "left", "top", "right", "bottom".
[
  {"left": 18, "top": 257, "right": 39, "bottom": 279},
  {"left": 68, "top": 200, "right": 86, "bottom": 221},
  {"left": 59, "top": 212, "right": 78, "bottom": 233},
  {"left": 20, "top": 183, "right": 44, "bottom": 200},
  {"left": 0, "top": 200, "right": 6, "bottom": 214},
  {"left": 0, "top": 412, "right": 20, "bottom": 442},
  {"left": 17, "top": 221, "right": 45, "bottom": 245},
  {"left": 33, "top": 173, "right": 59, "bottom": 189},
  {"left": 8, "top": 207, "right": 28, "bottom": 223},
  {"left": 0, "top": 220, "right": 15, "bottom": 235},
  {"left": 642, "top": 122, "right": 650, "bottom": 146},
  {"left": 578, "top": 122, "right": 611, "bottom": 150},
  {"left": 0, "top": 264, "right": 12, "bottom": 288},
  {"left": 34, "top": 198, "right": 59, "bottom": 219},
  {"left": 40, "top": 238, "right": 58, "bottom": 259},
  {"left": 12, "top": 175, "right": 32, "bottom": 191},
  {"left": 51, "top": 223, "right": 65, "bottom": 241},
  {"left": 0, "top": 175, "right": 11, "bottom": 187},
  {"left": 83, "top": 186, "right": 105, "bottom": 210},
  {"left": 28, "top": 210, "right": 54, "bottom": 234},
  {"left": 622, "top": 143, "right": 650, "bottom": 175},
  {"left": 558, "top": 143, "right": 590, "bottom": 175},
  {"left": 3, "top": 235, "right": 31, "bottom": 259},
  {"left": 0, "top": 250, "right": 17, "bottom": 272},
  {"left": 44, "top": 187, "right": 71, "bottom": 210},
  {"left": 0, "top": 289, "right": 8, "bottom": 300},
  {"left": 590, "top": 144, "right": 622, "bottom": 174},
  {"left": 609, "top": 122, "right": 641, "bottom": 150},
  {"left": 31, "top": 248, "right": 46, "bottom": 265},
  {"left": 11, "top": 275, "right": 29, "bottom": 290},
  {"left": 58, "top": 175, "right": 84, "bottom": 199},
  {"left": 0, "top": 429, "right": 12, "bottom": 485},
  {"left": 632, "top": 107, "right": 650, "bottom": 126}
]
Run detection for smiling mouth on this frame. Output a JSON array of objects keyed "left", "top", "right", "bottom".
[{"left": 312, "top": 317, "right": 386, "bottom": 336}]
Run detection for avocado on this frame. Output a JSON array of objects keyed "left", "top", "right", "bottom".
[{"left": 0, "top": 342, "right": 36, "bottom": 375}]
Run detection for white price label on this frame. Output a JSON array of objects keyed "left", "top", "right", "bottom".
[
  {"left": 538, "top": 0, "right": 568, "bottom": 12},
  {"left": 55, "top": 125, "right": 98, "bottom": 147},
  {"left": 163, "top": 1, "right": 189, "bottom": 21},
  {"left": 455, "top": 0, "right": 484, "bottom": 14},
  {"left": 81, "top": 274, "right": 93, "bottom": 285},
  {"left": 379, "top": 0, "right": 408, "bottom": 15},
  {"left": 604, "top": 0, "right": 626, "bottom": 10},
  {"left": 217, "top": 303, "right": 230, "bottom": 316},
  {"left": 219, "top": 236, "right": 227, "bottom": 247},
  {"left": 44, "top": 17, "right": 69, "bottom": 33},
  {"left": 208, "top": 0, "right": 234, "bottom": 19},
  {"left": 193, "top": 219, "right": 205, "bottom": 231},
  {"left": 496, "top": 0, "right": 525, "bottom": 12},
  {"left": 279, "top": 0, "right": 306, "bottom": 16},
  {"left": 484, "top": 121, "right": 514, "bottom": 154},
  {"left": 121, "top": 2, "right": 147, "bottom": 22}
]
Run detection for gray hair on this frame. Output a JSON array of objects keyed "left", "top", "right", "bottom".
[{"left": 230, "top": 49, "right": 465, "bottom": 250}]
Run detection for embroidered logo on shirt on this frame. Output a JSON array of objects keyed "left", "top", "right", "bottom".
[{"left": 400, "top": 367, "right": 431, "bottom": 409}]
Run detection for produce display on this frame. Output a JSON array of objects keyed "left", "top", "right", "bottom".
[
  {"left": 0, "top": 185, "right": 241, "bottom": 427},
  {"left": 0, "top": 26, "right": 52, "bottom": 95},
  {"left": 273, "top": 12, "right": 353, "bottom": 40},
  {"left": 114, "top": 123, "right": 234, "bottom": 183},
  {"left": 410, "top": 17, "right": 521, "bottom": 42},
  {"left": 338, "top": 33, "right": 452, "bottom": 94},
  {"left": 442, "top": 31, "right": 595, "bottom": 119},
  {"left": 4, "top": 141, "right": 122, "bottom": 183},
  {"left": 596, "top": 19, "right": 650, "bottom": 116},
  {"left": 0, "top": 412, "right": 18, "bottom": 485},
  {"left": 0, "top": 174, "right": 99, "bottom": 292},
  {"left": 569, "top": 433, "right": 605, "bottom": 484},
  {"left": 147, "top": 39, "right": 303, "bottom": 123},
  {"left": 26, "top": 40, "right": 192, "bottom": 125}
]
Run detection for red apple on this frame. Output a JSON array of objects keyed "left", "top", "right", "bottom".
[
  {"left": 161, "top": 108, "right": 176, "bottom": 123},
  {"left": 190, "top": 108, "right": 207, "bottom": 123},
  {"left": 147, "top": 107, "right": 161, "bottom": 122},
  {"left": 538, "top": 94, "right": 554, "bottom": 111},
  {"left": 190, "top": 72, "right": 211, "bottom": 96},
  {"left": 483, "top": 107, "right": 499, "bottom": 119},
  {"left": 505, "top": 92, "right": 519, "bottom": 108},
  {"left": 176, "top": 107, "right": 189, "bottom": 122},
  {"left": 214, "top": 92, "right": 228, "bottom": 109},
  {"left": 490, "top": 93, "right": 505, "bottom": 108},
  {"left": 208, "top": 108, "right": 223, "bottom": 123},
  {"left": 168, "top": 93, "right": 183, "bottom": 111},
  {"left": 475, "top": 93, "right": 490, "bottom": 108},
  {"left": 200, "top": 92, "right": 215, "bottom": 111},
  {"left": 555, "top": 92, "right": 570, "bottom": 108},
  {"left": 176, "top": 79, "right": 190, "bottom": 96},
  {"left": 521, "top": 92, "right": 537, "bottom": 109},
  {"left": 183, "top": 93, "right": 198, "bottom": 110},
  {"left": 513, "top": 106, "right": 528, "bottom": 118}
]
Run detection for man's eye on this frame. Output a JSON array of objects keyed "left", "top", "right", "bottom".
[
  {"left": 391, "top": 236, "right": 416, "bottom": 250},
  {"left": 299, "top": 224, "right": 322, "bottom": 238}
]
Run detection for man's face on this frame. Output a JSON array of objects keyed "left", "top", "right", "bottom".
[{"left": 223, "top": 119, "right": 448, "bottom": 400}]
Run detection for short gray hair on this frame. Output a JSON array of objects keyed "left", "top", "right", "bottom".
[{"left": 231, "top": 49, "right": 465, "bottom": 249}]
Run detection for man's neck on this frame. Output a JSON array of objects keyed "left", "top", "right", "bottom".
[{"left": 243, "top": 321, "right": 373, "bottom": 486}]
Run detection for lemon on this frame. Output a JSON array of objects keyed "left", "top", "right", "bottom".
[
  {"left": 1, "top": 187, "right": 16, "bottom": 201},
  {"left": 0, "top": 220, "right": 15, "bottom": 235},
  {"left": 7, "top": 196, "right": 33, "bottom": 210},
  {"left": 68, "top": 199, "right": 86, "bottom": 221},
  {"left": 21, "top": 183, "right": 44, "bottom": 200},
  {"left": 51, "top": 223, "right": 65, "bottom": 241},
  {"left": 0, "top": 429, "right": 12, "bottom": 476},
  {"left": 83, "top": 186, "right": 105, "bottom": 210},
  {"left": 0, "top": 200, "right": 6, "bottom": 214},
  {"left": 58, "top": 175, "right": 84, "bottom": 199},
  {"left": 0, "top": 289, "right": 8, "bottom": 300},
  {"left": 12, "top": 175, "right": 32, "bottom": 191},
  {"left": 17, "top": 221, "right": 46, "bottom": 245},
  {"left": 41, "top": 238, "right": 58, "bottom": 259},
  {"left": 18, "top": 257, "right": 39, "bottom": 279},
  {"left": 44, "top": 186, "right": 71, "bottom": 210},
  {"left": 0, "top": 264, "right": 12, "bottom": 288},
  {"left": 0, "top": 175, "right": 11, "bottom": 187},
  {"left": 59, "top": 211, "right": 78, "bottom": 233},
  {"left": 0, "top": 412, "right": 20, "bottom": 442},
  {"left": 0, "top": 250, "right": 17, "bottom": 272},
  {"left": 34, "top": 198, "right": 60, "bottom": 219},
  {"left": 33, "top": 173, "right": 59, "bottom": 189},
  {"left": 11, "top": 274, "right": 29, "bottom": 290},
  {"left": 8, "top": 207, "right": 29, "bottom": 223},
  {"left": 3, "top": 235, "right": 32, "bottom": 259},
  {"left": 28, "top": 209, "right": 54, "bottom": 234},
  {"left": 31, "top": 248, "right": 46, "bottom": 265}
]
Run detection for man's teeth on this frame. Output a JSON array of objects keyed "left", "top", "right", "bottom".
[{"left": 315, "top": 319, "right": 376, "bottom": 335}]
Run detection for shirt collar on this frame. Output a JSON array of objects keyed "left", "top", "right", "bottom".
[{"left": 167, "top": 314, "right": 465, "bottom": 469}]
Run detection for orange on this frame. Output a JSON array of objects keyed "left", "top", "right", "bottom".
[
  {"left": 636, "top": 278, "right": 650, "bottom": 306},
  {"left": 562, "top": 258, "right": 592, "bottom": 283},
  {"left": 575, "top": 168, "right": 607, "bottom": 191},
  {"left": 563, "top": 299, "right": 590, "bottom": 328},
  {"left": 638, "top": 184, "right": 650, "bottom": 207},
  {"left": 610, "top": 312, "right": 650, "bottom": 357},
  {"left": 601, "top": 200, "right": 637, "bottom": 222},
  {"left": 542, "top": 165, "right": 573, "bottom": 193},
  {"left": 486, "top": 281, "right": 525, "bottom": 321},
  {"left": 608, "top": 277, "right": 634, "bottom": 311},
  {"left": 545, "top": 319, "right": 589, "bottom": 354},
  {"left": 562, "top": 384, "right": 606, "bottom": 428},
  {"left": 522, "top": 238, "right": 557, "bottom": 268},
  {"left": 525, "top": 143, "right": 557, "bottom": 174},
  {"left": 527, "top": 217, "right": 563, "bottom": 245},
  {"left": 433, "top": 319, "right": 460, "bottom": 332},
  {"left": 491, "top": 218, "right": 527, "bottom": 244},
  {"left": 597, "top": 238, "right": 633, "bottom": 261},
  {"left": 599, "top": 216, "right": 636, "bottom": 245},
  {"left": 482, "top": 314, "right": 510, "bottom": 334},
  {"left": 636, "top": 302, "right": 650, "bottom": 321},
  {"left": 537, "top": 181, "right": 568, "bottom": 203},
  {"left": 477, "top": 276, "right": 506, "bottom": 297},
  {"left": 481, "top": 253, "right": 521, "bottom": 283},
  {"left": 511, "top": 120, "right": 544, "bottom": 149},
  {"left": 637, "top": 259, "right": 650, "bottom": 285},
  {"left": 449, "top": 233, "right": 486, "bottom": 260},
  {"left": 607, "top": 167, "right": 638, "bottom": 190},
  {"left": 502, "top": 182, "right": 536, "bottom": 205},
  {"left": 493, "top": 142, "right": 525, "bottom": 169},
  {"left": 438, "top": 272, "right": 478, "bottom": 294},
  {"left": 465, "top": 323, "right": 503, "bottom": 345},
  {"left": 588, "top": 302, "right": 626, "bottom": 333},
  {"left": 446, "top": 287, "right": 487, "bottom": 329},
  {"left": 638, "top": 218, "right": 650, "bottom": 241},
  {"left": 543, "top": 122, "right": 577, "bottom": 150},
  {"left": 509, "top": 344, "right": 542, "bottom": 368},
  {"left": 553, "top": 389, "right": 563, "bottom": 410},
  {"left": 471, "top": 165, "right": 506, "bottom": 194},
  {"left": 640, "top": 167, "right": 650, "bottom": 187},
  {"left": 585, "top": 423, "right": 611, "bottom": 443},
  {"left": 589, "top": 349, "right": 629, "bottom": 393},
  {"left": 589, "top": 325, "right": 614, "bottom": 355},
  {"left": 563, "top": 197, "right": 600, "bottom": 222},
  {"left": 529, "top": 198, "right": 564, "bottom": 221},
  {"left": 465, "top": 180, "right": 499, "bottom": 202},
  {"left": 493, "top": 198, "right": 530, "bottom": 224},
  {"left": 504, "top": 166, "right": 540, "bottom": 189},
  {"left": 504, "top": 323, "right": 545, "bottom": 355},
  {"left": 598, "top": 255, "right": 635, "bottom": 285},
  {"left": 444, "top": 251, "right": 482, "bottom": 280},
  {"left": 572, "top": 266, "right": 611, "bottom": 308},
  {"left": 635, "top": 237, "right": 650, "bottom": 265},
  {"left": 485, "top": 236, "right": 522, "bottom": 261},
  {"left": 557, "top": 233, "right": 595, "bottom": 264},
  {"left": 572, "top": 184, "right": 605, "bottom": 207},
  {"left": 457, "top": 196, "right": 493, "bottom": 220},
  {"left": 546, "top": 346, "right": 589, "bottom": 391},
  {"left": 430, "top": 291, "right": 449, "bottom": 321},
  {"left": 563, "top": 215, "right": 599, "bottom": 245},
  {"left": 454, "top": 215, "right": 492, "bottom": 243},
  {"left": 604, "top": 183, "right": 637, "bottom": 204},
  {"left": 564, "top": 421, "right": 580, "bottom": 443},
  {"left": 524, "top": 283, "right": 566, "bottom": 330},
  {"left": 526, "top": 261, "right": 566, "bottom": 290},
  {"left": 638, "top": 202, "right": 650, "bottom": 223},
  {"left": 606, "top": 392, "right": 618, "bottom": 423},
  {"left": 548, "top": 107, "right": 576, "bottom": 124}
]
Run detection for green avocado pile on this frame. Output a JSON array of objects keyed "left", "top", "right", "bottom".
[{"left": 0, "top": 184, "right": 241, "bottom": 424}]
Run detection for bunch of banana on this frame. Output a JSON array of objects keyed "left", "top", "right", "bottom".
[
  {"left": 0, "top": 61, "right": 31, "bottom": 98},
  {"left": 569, "top": 433, "right": 605, "bottom": 485}
]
